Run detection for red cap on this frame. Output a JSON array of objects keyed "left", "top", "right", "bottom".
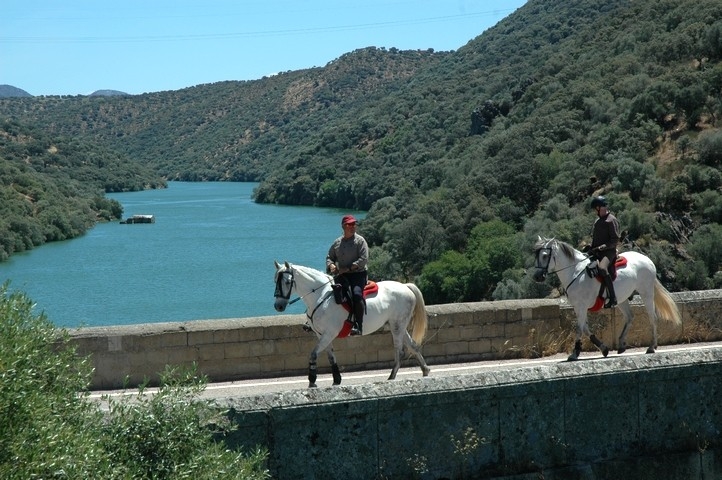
[{"left": 341, "top": 215, "right": 358, "bottom": 225}]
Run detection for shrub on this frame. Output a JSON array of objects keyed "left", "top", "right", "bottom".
[
  {"left": 0, "top": 282, "right": 113, "bottom": 479},
  {"left": 102, "top": 364, "right": 270, "bottom": 480},
  {"left": 0, "top": 283, "right": 269, "bottom": 479}
]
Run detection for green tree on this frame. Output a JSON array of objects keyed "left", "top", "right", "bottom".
[
  {"left": 418, "top": 251, "right": 474, "bottom": 304},
  {"left": 687, "top": 223, "right": 722, "bottom": 277}
]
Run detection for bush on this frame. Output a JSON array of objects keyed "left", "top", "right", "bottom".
[
  {"left": 696, "top": 130, "right": 722, "bottom": 167},
  {"left": 0, "top": 283, "right": 269, "bottom": 479},
  {"left": 0, "top": 282, "right": 113, "bottom": 479},
  {"left": 103, "top": 365, "right": 270, "bottom": 480}
]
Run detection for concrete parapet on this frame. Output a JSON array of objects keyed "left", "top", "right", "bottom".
[
  {"left": 67, "top": 290, "right": 722, "bottom": 390},
  {"left": 219, "top": 347, "right": 722, "bottom": 479}
]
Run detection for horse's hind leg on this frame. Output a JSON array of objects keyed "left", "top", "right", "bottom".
[
  {"left": 616, "top": 302, "right": 634, "bottom": 354},
  {"left": 643, "top": 299, "right": 659, "bottom": 354},
  {"left": 404, "top": 331, "right": 430, "bottom": 377},
  {"left": 388, "top": 330, "right": 404, "bottom": 380},
  {"left": 326, "top": 348, "right": 342, "bottom": 385}
]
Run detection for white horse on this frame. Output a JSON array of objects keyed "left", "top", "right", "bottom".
[
  {"left": 273, "top": 261, "right": 431, "bottom": 387},
  {"left": 532, "top": 237, "right": 681, "bottom": 360}
]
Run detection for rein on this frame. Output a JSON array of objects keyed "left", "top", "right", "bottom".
[
  {"left": 306, "top": 291, "right": 335, "bottom": 321},
  {"left": 561, "top": 267, "right": 588, "bottom": 295}
]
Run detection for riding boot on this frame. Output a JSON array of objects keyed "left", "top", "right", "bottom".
[
  {"left": 602, "top": 272, "right": 617, "bottom": 308},
  {"left": 350, "top": 298, "right": 364, "bottom": 336}
]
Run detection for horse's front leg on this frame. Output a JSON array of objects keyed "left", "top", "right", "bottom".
[
  {"left": 308, "top": 332, "right": 336, "bottom": 388},
  {"left": 326, "top": 347, "right": 342, "bottom": 385},
  {"left": 589, "top": 333, "right": 610, "bottom": 357},
  {"left": 569, "top": 310, "right": 609, "bottom": 360},
  {"left": 308, "top": 349, "right": 319, "bottom": 388},
  {"left": 568, "top": 310, "right": 585, "bottom": 361},
  {"left": 570, "top": 310, "right": 609, "bottom": 360}
]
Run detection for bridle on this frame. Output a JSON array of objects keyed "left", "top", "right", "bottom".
[
  {"left": 534, "top": 245, "right": 554, "bottom": 277},
  {"left": 274, "top": 266, "right": 332, "bottom": 308},
  {"left": 274, "top": 268, "right": 297, "bottom": 302},
  {"left": 534, "top": 240, "right": 590, "bottom": 294}
]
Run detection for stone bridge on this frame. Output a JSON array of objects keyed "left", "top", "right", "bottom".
[{"left": 71, "top": 290, "right": 722, "bottom": 479}]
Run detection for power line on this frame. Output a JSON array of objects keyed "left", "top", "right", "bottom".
[{"left": 0, "top": 10, "right": 514, "bottom": 44}]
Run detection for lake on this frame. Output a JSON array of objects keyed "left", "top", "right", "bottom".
[{"left": 0, "top": 182, "right": 364, "bottom": 328}]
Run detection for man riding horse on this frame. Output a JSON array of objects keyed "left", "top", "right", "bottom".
[
  {"left": 326, "top": 215, "right": 369, "bottom": 335},
  {"left": 589, "top": 195, "right": 620, "bottom": 308}
]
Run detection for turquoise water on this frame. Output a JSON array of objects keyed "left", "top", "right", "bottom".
[{"left": 1, "top": 182, "right": 363, "bottom": 327}]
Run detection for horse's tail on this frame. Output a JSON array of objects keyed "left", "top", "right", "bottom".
[
  {"left": 654, "top": 278, "right": 682, "bottom": 325},
  {"left": 405, "top": 283, "right": 428, "bottom": 345}
]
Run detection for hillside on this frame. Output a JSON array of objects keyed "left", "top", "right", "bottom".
[
  {"left": 0, "top": 121, "right": 165, "bottom": 261},
  {"left": 0, "top": 47, "right": 445, "bottom": 182},
  {"left": 0, "top": 0, "right": 720, "bottom": 302}
]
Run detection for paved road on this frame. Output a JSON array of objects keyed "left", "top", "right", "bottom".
[{"left": 88, "top": 341, "right": 722, "bottom": 405}]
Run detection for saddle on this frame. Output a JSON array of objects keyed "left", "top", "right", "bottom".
[
  {"left": 587, "top": 256, "right": 628, "bottom": 312},
  {"left": 336, "top": 281, "right": 378, "bottom": 338}
]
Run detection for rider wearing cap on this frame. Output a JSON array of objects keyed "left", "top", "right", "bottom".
[
  {"left": 326, "top": 215, "right": 369, "bottom": 335},
  {"left": 590, "top": 196, "right": 620, "bottom": 308}
]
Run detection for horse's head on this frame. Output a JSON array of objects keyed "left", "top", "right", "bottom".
[
  {"left": 532, "top": 236, "right": 556, "bottom": 282},
  {"left": 273, "top": 260, "right": 295, "bottom": 312}
]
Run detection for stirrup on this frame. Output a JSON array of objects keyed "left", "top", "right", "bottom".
[
  {"left": 350, "top": 324, "right": 362, "bottom": 336},
  {"left": 604, "top": 298, "right": 617, "bottom": 309}
]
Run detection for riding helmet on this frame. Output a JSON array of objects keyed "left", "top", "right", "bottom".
[{"left": 590, "top": 196, "right": 607, "bottom": 208}]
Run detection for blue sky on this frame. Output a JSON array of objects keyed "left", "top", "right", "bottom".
[{"left": 1, "top": 0, "right": 526, "bottom": 96}]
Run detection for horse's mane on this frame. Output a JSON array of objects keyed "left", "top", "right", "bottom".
[
  {"left": 535, "top": 237, "right": 579, "bottom": 260},
  {"left": 291, "top": 263, "right": 334, "bottom": 282}
]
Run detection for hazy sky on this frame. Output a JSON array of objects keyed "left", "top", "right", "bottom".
[{"left": 1, "top": 0, "right": 526, "bottom": 96}]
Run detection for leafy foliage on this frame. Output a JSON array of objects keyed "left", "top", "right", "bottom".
[
  {"left": 102, "top": 365, "right": 270, "bottom": 480},
  {"left": 0, "top": 284, "right": 269, "bottom": 479},
  {"left": 0, "top": 121, "right": 165, "bottom": 260}
]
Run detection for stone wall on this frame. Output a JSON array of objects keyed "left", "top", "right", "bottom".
[
  {"left": 220, "top": 347, "right": 722, "bottom": 479},
  {"left": 69, "top": 290, "right": 722, "bottom": 390}
]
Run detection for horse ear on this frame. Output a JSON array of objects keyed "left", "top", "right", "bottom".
[
  {"left": 285, "top": 261, "right": 290, "bottom": 268},
  {"left": 274, "top": 260, "right": 280, "bottom": 269}
]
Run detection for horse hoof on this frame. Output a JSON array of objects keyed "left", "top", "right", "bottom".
[
  {"left": 567, "top": 354, "right": 578, "bottom": 361},
  {"left": 309, "top": 383, "right": 317, "bottom": 388},
  {"left": 602, "top": 347, "right": 609, "bottom": 357},
  {"left": 646, "top": 347, "right": 656, "bottom": 354},
  {"left": 422, "top": 367, "right": 430, "bottom": 377},
  {"left": 332, "top": 380, "right": 341, "bottom": 386},
  {"left": 618, "top": 347, "right": 626, "bottom": 355}
]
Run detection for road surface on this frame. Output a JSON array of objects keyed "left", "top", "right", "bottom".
[{"left": 88, "top": 341, "right": 722, "bottom": 405}]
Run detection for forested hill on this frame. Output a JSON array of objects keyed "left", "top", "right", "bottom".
[
  {"left": 1, "top": 0, "right": 721, "bottom": 304},
  {"left": 0, "top": 47, "right": 444, "bottom": 182},
  {"left": 0, "top": 121, "right": 165, "bottom": 261}
]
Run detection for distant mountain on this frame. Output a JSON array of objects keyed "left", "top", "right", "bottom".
[
  {"left": 0, "top": 85, "right": 32, "bottom": 98},
  {"left": 89, "top": 90, "right": 130, "bottom": 97}
]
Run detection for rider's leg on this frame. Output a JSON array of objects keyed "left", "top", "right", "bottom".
[
  {"left": 350, "top": 286, "right": 364, "bottom": 336},
  {"left": 599, "top": 256, "right": 617, "bottom": 308}
]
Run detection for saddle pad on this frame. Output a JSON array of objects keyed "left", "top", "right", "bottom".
[{"left": 363, "top": 281, "right": 378, "bottom": 297}]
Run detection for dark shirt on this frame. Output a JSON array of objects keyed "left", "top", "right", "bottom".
[{"left": 591, "top": 212, "right": 620, "bottom": 260}]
